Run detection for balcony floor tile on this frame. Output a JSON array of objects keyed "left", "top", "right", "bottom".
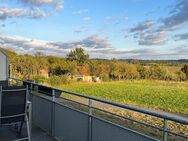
[{"left": 0, "top": 124, "right": 57, "bottom": 141}]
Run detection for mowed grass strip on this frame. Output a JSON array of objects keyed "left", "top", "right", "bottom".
[{"left": 57, "top": 80, "right": 188, "bottom": 114}]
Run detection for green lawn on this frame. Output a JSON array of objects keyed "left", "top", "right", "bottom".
[{"left": 56, "top": 80, "right": 188, "bottom": 114}]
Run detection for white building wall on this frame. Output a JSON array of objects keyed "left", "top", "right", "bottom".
[{"left": 0, "top": 50, "right": 8, "bottom": 80}]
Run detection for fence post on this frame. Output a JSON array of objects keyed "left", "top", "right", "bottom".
[
  {"left": 88, "top": 99, "right": 92, "bottom": 141},
  {"left": 51, "top": 89, "right": 55, "bottom": 137},
  {"left": 163, "top": 118, "right": 168, "bottom": 141}
]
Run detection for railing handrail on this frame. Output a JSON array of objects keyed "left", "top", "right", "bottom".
[{"left": 9, "top": 77, "right": 188, "bottom": 125}]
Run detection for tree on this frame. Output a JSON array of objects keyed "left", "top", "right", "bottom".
[
  {"left": 47, "top": 56, "right": 69, "bottom": 76},
  {"left": 35, "top": 52, "right": 49, "bottom": 74},
  {"left": 181, "top": 64, "right": 188, "bottom": 79},
  {"left": 121, "top": 64, "right": 139, "bottom": 79},
  {"left": 136, "top": 65, "right": 150, "bottom": 79},
  {"left": 15, "top": 54, "right": 38, "bottom": 77},
  {"left": 3, "top": 47, "right": 188, "bottom": 82},
  {"left": 66, "top": 48, "right": 89, "bottom": 66},
  {"left": 176, "top": 71, "right": 186, "bottom": 81},
  {"left": 150, "top": 65, "right": 168, "bottom": 80},
  {"left": 109, "top": 60, "right": 121, "bottom": 80}
]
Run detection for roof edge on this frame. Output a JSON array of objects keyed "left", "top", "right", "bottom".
[{"left": 0, "top": 47, "right": 8, "bottom": 57}]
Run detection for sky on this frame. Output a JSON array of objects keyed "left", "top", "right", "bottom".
[{"left": 0, "top": 0, "right": 188, "bottom": 59}]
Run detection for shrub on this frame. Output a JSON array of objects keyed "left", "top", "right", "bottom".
[
  {"left": 150, "top": 65, "right": 169, "bottom": 80},
  {"left": 60, "top": 75, "right": 71, "bottom": 84},
  {"left": 101, "top": 74, "right": 110, "bottom": 82},
  {"left": 181, "top": 64, "right": 188, "bottom": 79},
  {"left": 137, "top": 65, "right": 150, "bottom": 79},
  {"left": 176, "top": 71, "right": 187, "bottom": 81},
  {"left": 31, "top": 75, "right": 46, "bottom": 83},
  {"left": 124, "top": 64, "right": 140, "bottom": 79},
  {"left": 48, "top": 75, "right": 70, "bottom": 86}
]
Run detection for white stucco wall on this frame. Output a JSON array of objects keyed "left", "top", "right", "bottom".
[{"left": 0, "top": 49, "right": 8, "bottom": 80}]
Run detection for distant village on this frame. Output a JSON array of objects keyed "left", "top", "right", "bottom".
[{"left": 39, "top": 68, "right": 102, "bottom": 82}]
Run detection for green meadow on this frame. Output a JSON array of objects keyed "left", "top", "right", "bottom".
[{"left": 57, "top": 80, "right": 188, "bottom": 115}]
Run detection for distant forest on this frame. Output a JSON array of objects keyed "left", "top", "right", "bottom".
[{"left": 3, "top": 48, "right": 188, "bottom": 83}]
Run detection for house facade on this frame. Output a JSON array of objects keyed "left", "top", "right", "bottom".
[
  {"left": 70, "top": 75, "right": 101, "bottom": 82},
  {"left": 0, "top": 48, "right": 8, "bottom": 81}
]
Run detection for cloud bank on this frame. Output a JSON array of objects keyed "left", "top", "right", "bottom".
[
  {"left": 130, "top": 0, "right": 188, "bottom": 46},
  {"left": 0, "top": 0, "right": 64, "bottom": 21},
  {"left": 0, "top": 35, "right": 187, "bottom": 59},
  {"left": 19, "top": 0, "right": 64, "bottom": 10},
  {"left": 162, "top": 0, "right": 188, "bottom": 30},
  {"left": 0, "top": 6, "right": 47, "bottom": 20},
  {"left": 175, "top": 32, "right": 188, "bottom": 41}
]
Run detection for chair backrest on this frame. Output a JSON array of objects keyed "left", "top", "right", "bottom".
[
  {"left": 0, "top": 80, "right": 8, "bottom": 87},
  {"left": 0, "top": 86, "right": 28, "bottom": 124}
]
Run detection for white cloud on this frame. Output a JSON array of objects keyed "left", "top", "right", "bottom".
[
  {"left": 0, "top": 5, "right": 48, "bottom": 20},
  {"left": 130, "top": 20, "right": 167, "bottom": 46},
  {"left": 130, "top": 20, "right": 153, "bottom": 32},
  {"left": 19, "top": 0, "right": 64, "bottom": 10},
  {"left": 0, "top": 0, "right": 64, "bottom": 21},
  {"left": 0, "top": 35, "right": 187, "bottom": 59},
  {"left": 82, "top": 16, "right": 91, "bottom": 21},
  {"left": 129, "top": 0, "right": 188, "bottom": 46},
  {"left": 175, "top": 32, "right": 188, "bottom": 41},
  {"left": 0, "top": 35, "right": 112, "bottom": 56},
  {"left": 74, "top": 26, "right": 89, "bottom": 33},
  {"left": 73, "top": 9, "right": 88, "bottom": 15},
  {"left": 162, "top": 0, "right": 188, "bottom": 30},
  {"left": 138, "top": 30, "right": 167, "bottom": 45}
]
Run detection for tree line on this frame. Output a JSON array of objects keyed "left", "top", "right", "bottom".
[{"left": 3, "top": 48, "right": 188, "bottom": 82}]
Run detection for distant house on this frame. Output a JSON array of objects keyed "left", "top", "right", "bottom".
[
  {"left": 70, "top": 75, "right": 101, "bottom": 82},
  {"left": 92, "top": 76, "right": 102, "bottom": 82},
  {"left": 39, "top": 69, "right": 50, "bottom": 78},
  {"left": 69, "top": 75, "right": 92, "bottom": 82},
  {"left": 0, "top": 48, "right": 9, "bottom": 81},
  {"left": 68, "top": 66, "right": 102, "bottom": 82}
]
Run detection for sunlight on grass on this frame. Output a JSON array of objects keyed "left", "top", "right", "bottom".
[{"left": 56, "top": 80, "right": 188, "bottom": 114}]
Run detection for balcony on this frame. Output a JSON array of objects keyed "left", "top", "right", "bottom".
[
  {"left": 0, "top": 124, "right": 56, "bottom": 141},
  {"left": 0, "top": 78, "right": 188, "bottom": 141}
]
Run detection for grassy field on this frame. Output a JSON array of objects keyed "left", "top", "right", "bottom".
[{"left": 56, "top": 80, "right": 188, "bottom": 114}]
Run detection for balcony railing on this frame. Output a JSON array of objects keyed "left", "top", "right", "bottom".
[{"left": 9, "top": 78, "right": 188, "bottom": 141}]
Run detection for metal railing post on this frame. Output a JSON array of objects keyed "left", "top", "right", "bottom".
[
  {"left": 163, "top": 118, "right": 168, "bottom": 141},
  {"left": 88, "top": 99, "right": 92, "bottom": 141},
  {"left": 51, "top": 89, "right": 55, "bottom": 136},
  {"left": 0, "top": 86, "right": 2, "bottom": 120},
  {"left": 27, "top": 101, "right": 32, "bottom": 136},
  {"left": 16, "top": 80, "right": 19, "bottom": 86},
  {"left": 30, "top": 83, "right": 32, "bottom": 92},
  {"left": 36, "top": 85, "right": 38, "bottom": 92},
  {"left": 30, "top": 83, "right": 33, "bottom": 94},
  {"left": 26, "top": 85, "right": 32, "bottom": 139},
  {"left": 27, "top": 83, "right": 33, "bottom": 102}
]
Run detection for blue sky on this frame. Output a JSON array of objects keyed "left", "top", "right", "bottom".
[{"left": 0, "top": 0, "right": 188, "bottom": 59}]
